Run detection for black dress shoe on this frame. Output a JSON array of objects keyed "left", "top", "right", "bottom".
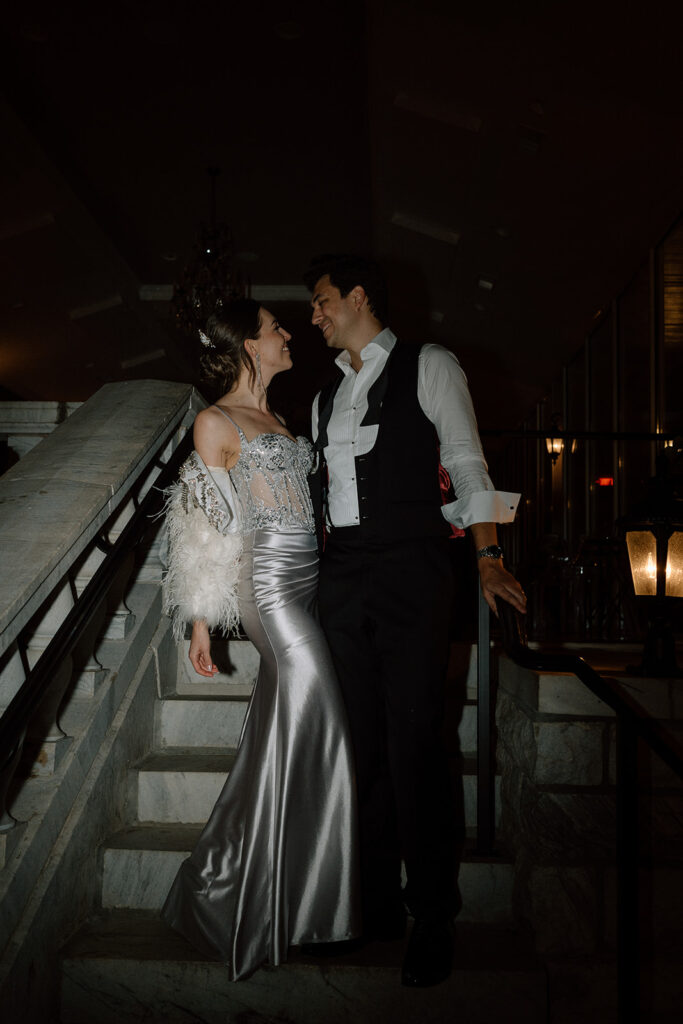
[{"left": 401, "top": 916, "right": 454, "bottom": 988}]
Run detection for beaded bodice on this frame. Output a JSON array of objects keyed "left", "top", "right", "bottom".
[{"left": 226, "top": 425, "right": 315, "bottom": 534}]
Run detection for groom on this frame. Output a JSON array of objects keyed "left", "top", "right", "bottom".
[{"left": 305, "top": 254, "right": 526, "bottom": 987}]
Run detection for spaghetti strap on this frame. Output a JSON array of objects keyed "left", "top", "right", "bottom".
[
  {"left": 213, "top": 405, "right": 244, "bottom": 436},
  {"left": 214, "top": 405, "right": 290, "bottom": 440}
]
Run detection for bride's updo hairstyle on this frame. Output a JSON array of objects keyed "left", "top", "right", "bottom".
[{"left": 200, "top": 299, "right": 262, "bottom": 395}]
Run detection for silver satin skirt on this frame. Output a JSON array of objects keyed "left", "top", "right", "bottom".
[{"left": 162, "top": 528, "right": 360, "bottom": 980}]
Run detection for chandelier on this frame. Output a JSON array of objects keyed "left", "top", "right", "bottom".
[{"left": 172, "top": 167, "right": 248, "bottom": 335}]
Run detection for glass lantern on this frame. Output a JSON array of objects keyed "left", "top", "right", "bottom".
[{"left": 621, "top": 448, "right": 683, "bottom": 675}]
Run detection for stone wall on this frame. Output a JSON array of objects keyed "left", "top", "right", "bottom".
[{"left": 496, "top": 654, "right": 683, "bottom": 958}]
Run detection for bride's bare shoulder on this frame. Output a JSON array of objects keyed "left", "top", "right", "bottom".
[
  {"left": 195, "top": 404, "right": 236, "bottom": 433},
  {"left": 193, "top": 406, "right": 239, "bottom": 465}
]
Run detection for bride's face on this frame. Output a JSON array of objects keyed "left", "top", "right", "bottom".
[{"left": 252, "top": 308, "right": 293, "bottom": 377}]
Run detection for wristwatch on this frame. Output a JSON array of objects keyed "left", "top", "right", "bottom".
[{"left": 477, "top": 545, "right": 504, "bottom": 560}]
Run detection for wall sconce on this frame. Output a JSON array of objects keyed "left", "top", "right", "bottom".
[
  {"left": 545, "top": 416, "right": 564, "bottom": 465},
  {"left": 621, "top": 445, "right": 683, "bottom": 676}
]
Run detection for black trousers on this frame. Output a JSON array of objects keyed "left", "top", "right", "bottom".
[{"left": 318, "top": 528, "right": 460, "bottom": 923}]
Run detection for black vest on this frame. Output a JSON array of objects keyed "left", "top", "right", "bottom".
[{"left": 310, "top": 341, "right": 450, "bottom": 548}]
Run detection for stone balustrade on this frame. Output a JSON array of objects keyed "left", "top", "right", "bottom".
[
  {"left": 0, "top": 379, "right": 203, "bottom": 865},
  {"left": 0, "top": 401, "right": 81, "bottom": 469},
  {"left": 0, "top": 382, "right": 201, "bottom": 656},
  {"left": 0, "top": 379, "right": 207, "bottom": 1017}
]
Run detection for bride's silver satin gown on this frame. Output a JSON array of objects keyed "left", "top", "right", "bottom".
[{"left": 162, "top": 424, "right": 359, "bottom": 981}]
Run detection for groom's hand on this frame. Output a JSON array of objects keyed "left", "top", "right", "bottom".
[{"left": 478, "top": 559, "right": 527, "bottom": 616}]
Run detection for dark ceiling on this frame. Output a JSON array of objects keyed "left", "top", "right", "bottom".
[{"left": 1, "top": 1, "right": 682, "bottom": 434}]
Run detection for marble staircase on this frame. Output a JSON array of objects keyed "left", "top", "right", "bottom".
[{"left": 59, "top": 637, "right": 548, "bottom": 1023}]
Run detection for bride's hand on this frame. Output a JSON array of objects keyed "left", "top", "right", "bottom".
[{"left": 189, "top": 620, "right": 219, "bottom": 677}]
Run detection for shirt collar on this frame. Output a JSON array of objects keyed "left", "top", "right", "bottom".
[{"left": 334, "top": 327, "right": 397, "bottom": 375}]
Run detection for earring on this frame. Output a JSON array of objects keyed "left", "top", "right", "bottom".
[{"left": 255, "top": 352, "right": 264, "bottom": 391}]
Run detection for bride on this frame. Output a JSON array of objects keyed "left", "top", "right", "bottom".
[{"left": 161, "top": 298, "right": 359, "bottom": 980}]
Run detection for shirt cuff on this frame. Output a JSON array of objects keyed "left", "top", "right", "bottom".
[{"left": 441, "top": 490, "right": 520, "bottom": 529}]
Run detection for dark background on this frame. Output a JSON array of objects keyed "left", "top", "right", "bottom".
[{"left": 2, "top": 0, "right": 682, "bottom": 437}]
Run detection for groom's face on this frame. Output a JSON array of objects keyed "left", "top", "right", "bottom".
[{"left": 309, "top": 275, "right": 356, "bottom": 351}]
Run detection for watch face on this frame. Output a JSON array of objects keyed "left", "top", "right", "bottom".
[{"left": 478, "top": 545, "right": 503, "bottom": 559}]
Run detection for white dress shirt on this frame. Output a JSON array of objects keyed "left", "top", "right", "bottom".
[{"left": 311, "top": 328, "right": 520, "bottom": 529}]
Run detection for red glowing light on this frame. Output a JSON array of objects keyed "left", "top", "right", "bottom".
[{"left": 596, "top": 477, "right": 614, "bottom": 487}]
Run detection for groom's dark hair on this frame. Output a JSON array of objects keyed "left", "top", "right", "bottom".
[{"left": 304, "top": 253, "right": 388, "bottom": 325}]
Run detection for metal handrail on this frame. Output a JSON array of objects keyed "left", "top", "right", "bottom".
[
  {"left": 496, "top": 598, "right": 683, "bottom": 1024},
  {"left": 480, "top": 429, "right": 678, "bottom": 442},
  {"left": 0, "top": 430, "right": 193, "bottom": 790},
  {"left": 476, "top": 588, "right": 495, "bottom": 855},
  {"left": 497, "top": 601, "right": 683, "bottom": 779}
]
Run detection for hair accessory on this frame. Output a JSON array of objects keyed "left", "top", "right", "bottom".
[{"left": 198, "top": 329, "right": 214, "bottom": 348}]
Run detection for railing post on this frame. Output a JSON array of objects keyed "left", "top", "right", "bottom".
[
  {"left": 476, "top": 585, "right": 495, "bottom": 854},
  {"left": 617, "top": 715, "right": 640, "bottom": 1022}
]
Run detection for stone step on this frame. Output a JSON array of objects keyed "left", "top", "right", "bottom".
[
  {"left": 155, "top": 695, "right": 480, "bottom": 755},
  {"left": 100, "top": 824, "right": 514, "bottom": 924},
  {"left": 172, "top": 639, "right": 482, "bottom": 700},
  {"left": 500, "top": 648, "right": 683, "bottom": 720},
  {"left": 60, "top": 910, "right": 546, "bottom": 1024},
  {"left": 155, "top": 696, "right": 250, "bottom": 748},
  {"left": 132, "top": 749, "right": 500, "bottom": 828},
  {"left": 134, "top": 748, "right": 238, "bottom": 823},
  {"left": 173, "top": 637, "right": 260, "bottom": 696}
]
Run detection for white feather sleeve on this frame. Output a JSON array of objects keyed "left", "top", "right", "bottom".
[{"left": 161, "top": 453, "right": 243, "bottom": 641}]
